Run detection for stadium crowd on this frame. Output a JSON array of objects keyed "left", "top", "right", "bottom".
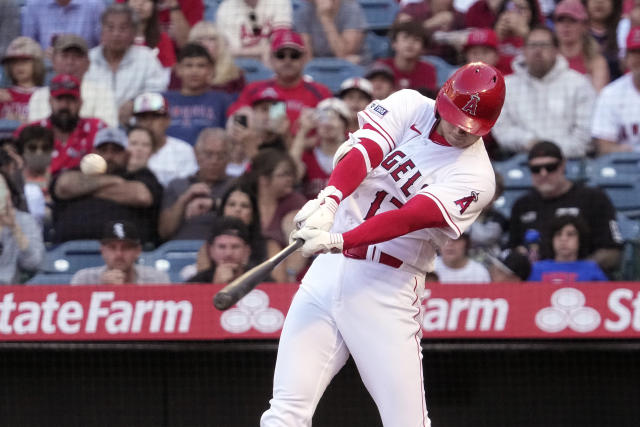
[{"left": 0, "top": 0, "right": 638, "bottom": 284}]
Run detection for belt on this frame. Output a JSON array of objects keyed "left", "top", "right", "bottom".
[{"left": 343, "top": 245, "right": 403, "bottom": 269}]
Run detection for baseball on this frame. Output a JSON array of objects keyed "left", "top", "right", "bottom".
[{"left": 80, "top": 153, "right": 107, "bottom": 175}]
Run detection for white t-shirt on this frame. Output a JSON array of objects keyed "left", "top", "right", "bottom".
[
  {"left": 147, "top": 136, "right": 198, "bottom": 187},
  {"left": 433, "top": 256, "right": 491, "bottom": 284},
  {"left": 591, "top": 74, "right": 640, "bottom": 150}
]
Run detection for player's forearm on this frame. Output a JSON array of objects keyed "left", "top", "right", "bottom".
[{"left": 342, "top": 195, "right": 448, "bottom": 249}]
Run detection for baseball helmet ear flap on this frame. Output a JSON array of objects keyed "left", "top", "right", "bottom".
[{"left": 435, "top": 62, "right": 505, "bottom": 136}]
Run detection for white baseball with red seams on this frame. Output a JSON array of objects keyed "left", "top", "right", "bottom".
[{"left": 261, "top": 89, "right": 496, "bottom": 427}]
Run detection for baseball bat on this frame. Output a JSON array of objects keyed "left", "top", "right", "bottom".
[{"left": 213, "top": 238, "right": 305, "bottom": 311}]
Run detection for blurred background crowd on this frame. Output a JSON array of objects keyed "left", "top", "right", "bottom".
[{"left": 0, "top": 0, "right": 639, "bottom": 285}]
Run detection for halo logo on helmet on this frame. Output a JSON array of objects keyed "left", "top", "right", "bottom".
[{"left": 435, "top": 62, "right": 506, "bottom": 136}]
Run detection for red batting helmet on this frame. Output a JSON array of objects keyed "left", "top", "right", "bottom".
[{"left": 435, "top": 62, "right": 505, "bottom": 136}]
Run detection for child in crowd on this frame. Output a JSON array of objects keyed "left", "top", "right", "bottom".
[
  {"left": 0, "top": 37, "right": 45, "bottom": 123},
  {"left": 163, "top": 43, "right": 232, "bottom": 145}
]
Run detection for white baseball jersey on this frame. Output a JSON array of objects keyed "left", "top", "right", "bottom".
[
  {"left": 332, "top": 89, "right": 496, "bottom": 272},
  {"left": 591, "top": 74, "right": 640, "bottom": 150}
]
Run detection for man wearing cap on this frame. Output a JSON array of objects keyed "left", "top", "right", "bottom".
[
  {"left": 187, "top": 216, "right": 253, "bottom": 283},
  {"left": 337, "top": 77, "right": 372, "bottom": 133},
  {"left": 508, "top": 140, "right": 622, "bottom": 274},
  {"left": 28, "top": 34, "right": 118, "bottom": 127},
  {"left": 376, "top": 20, "right": 438, "bottom": 94},
  {"left": 228, "top": 29, "right": 332, "bottom": 132},
  {"left": 591, "top": 26, "right": 640, "bottom": 154},
  {"left": 71, "top": 220, "right": 170, "bottom": 285},
  {"left": 22, "top": 0, "right": 105, "bottom": 49},
  {"left": 132, "top": 92, "right": 197, "bottom": 187},
  {"left": 84, "top": 4, "right": 168, "bottom": 123},
  {"left": 463, "top": 28, "right": 499, "bottom": 67},
  {"left": 492, "top": 26, "right": 595, "bottom": 158},
  {"left": 364, "top": 62, "right": 396, "bottom": 101},
  {"left": 15, "top": 74, "right": 107, "bottom": 174},
  {"left": 51, "top": 127, "right": 163, "bottom": 244}
]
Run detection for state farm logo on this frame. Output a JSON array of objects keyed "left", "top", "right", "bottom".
[
  {"left": 536, "top": 288, "right": 600, "bottom": 333},
  {"left": 220, "top": 289, "right": 284, "bottom": 334}
]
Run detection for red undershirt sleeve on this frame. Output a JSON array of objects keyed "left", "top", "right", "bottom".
[
  {"left": 342, "top": 194, "right": 449, "bottom": 249},
  {"left": 327, "top": 137, "right": 384, "bottom": 199}
]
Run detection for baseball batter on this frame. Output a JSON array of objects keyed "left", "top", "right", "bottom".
[{"left": 260, "top": 63, "right": 506, "bottom": 427}]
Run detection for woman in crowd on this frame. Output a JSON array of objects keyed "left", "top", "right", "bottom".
[
  {"left": 586, "top": 0, "right": 623, "bottom": 79},
  {"left": 126, "top": 126, "right": 157, "bottom": 173},
  {"left": 528, "top": 215, "right": 608, "bottom": 282},
  {"left": 127, "top": 0, "right": 177, "bottom": 68},
  {"left": 240, "top": 148, "right": 306, "bottom": 282},
  {"left": 554, "top": 0, "right": 610, "bottom": 91},
  {"left": 0, "top": 37, "right": 45, "bottom": 123},
  {"left": 169, "top": 21, "right": 246, "bottom": 94},
  {"left": 289, "top": 98, "right": 351, "bottom": 200},
  {"left": 493, "top": 0, "right": 541, "bottom": 74}
]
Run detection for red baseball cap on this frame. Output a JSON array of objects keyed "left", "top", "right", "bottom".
[
  {"left": 50, "top": 74, "right": 81, "bottom": 99},
  {"left": 627, "top": 27, "right": 640, "bottom": 51},
  {"left": 464, "top": 28, "right": 498, "bottom": 50},
  {"left": 248, "top": 86, "right": 282, "bottom": 105},
  {"left": 271, "top": 29, "right": 305, "bottom": 53},
  {"left": 553, "top": 0, "right": 588, "bottom": 21}
]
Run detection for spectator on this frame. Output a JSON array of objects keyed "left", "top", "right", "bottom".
[
  {"left": 376, "top": 21, "right": 438, "bottom": 94},
  {"left": 0, "top": 169, "right": 44, "bottom": 284},
  {"left": 493, "top": 0, "right": 542, "bottom": 75},
  {"left": 21, "top": 0, "right": 105, "bottom": 49},
  {"left": 187, "top": 216, "right": 252, "bottom": 283},
  {"left": 364, "top": 62, "right": 396, "bottom": 100},
  {"left": 528, "top": 214, "right": 609, "bottom": 282},
  {"left": 337, "top": 77, "right": 372, "bottom": 133},
  {"left": 464, "top": 0, "right": 503, "bottom": 29},
  {"left": 15, "top": 74, "right": 107, "bottom": 174},
  {"left": 396, "top": 0, "right": 466, "bottom": 65},
  {"left": 434, "top": 233, "right": 492, "bottom": 283},
  {"left": 126, "top": 125, "right": 156, "bottom": 173},
  {"left": 126, "top": 0, "right": 176, "bottom": 69},
  {"left": 71, "top": 220, "right": 170, "bottom": 285},
  {"left": 0, "top": 37, "right": 45, "bottom": 123},
  {"left": 15, "top": 125, "right": 54, "bottom": 225},
  {"left": 163, "top": 43, "right": 232, "bottom": 145},
  {"left": 468, "top": 171, "right": 508, "bottom": 256},
  {"left": 488, "top": 249, "right": 531, "bottom": 281},
  {"left": 159, "top": 127, "right": 233, "bottom": 241},
  {"left": 215, "top": 0, "right": 292, "bottom": 62},
  {"left": 168, "top": 21, "right": 246, "bottom": 94},
  {"left": 294, "top": 0, "right": 367, "bottom": 63},
  {"left": 84, "top": 4, "right": 169, "bottom": 125},
  {"left": 586, "top": 0, "right": 623, "bottom": 80},
  {"left": 241, "top": 148, "right": 306, "bottom": 282},
  {"left": 554, "top": 0, "right": 610, "bottom": 92},
  {"left": 28, "top": 34, "right": 118, "bottom": 127},
  {"left": 228, "top": 30, "right": 333, "bottom": 132},
  {"left": 290, "top": 98, "right": 351, "bottom": 199},
  {"left": 508, "top": 141, "right": 623, "bottom": 275},
  {"left": 0, "top": 0, "right": 20, "bottom": 57},
  {"left": 591, "top": 26, "right": 640, "bottom": 154},
  {"left": 132, "top": 92, "right": 197, "bottom": 187},
  {"left": 492, "top": 26, "right": 596, "bottom": 158},
  {"left": 51, "top": 127, "right": 163, "bottom": 245},
  {"left": 463, "top": 28, "right": 500, "bottom": 66}
]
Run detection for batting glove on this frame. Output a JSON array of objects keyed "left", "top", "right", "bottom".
[
  {"left": 294, "top": 186, "right": 343, "bottom": 231},
  {"left": 292, "top": 227, "right": 344, "bottom": 257}
]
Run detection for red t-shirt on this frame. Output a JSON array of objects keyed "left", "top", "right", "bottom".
[
  {"left": 496, "top": 36, "right": 524, "bottom": 76},
  {"left": 0, "top": 86, "right": 37, "bottom": 122},
  {"left": 566, "top": 54, "right": 588, "bottom": 75},
  {"left": 15, "top": 118, "right": 107, "bottom": 174},
  {"left": 378, "top": 58, "right": 437, "bottom": 92},
  {"left": 116, "top": 0, "right": 204, "bottom": 32},
  {"left": 464, "top": 0, "right": 497, "bottom": 29},
  {"left": 302, "top": 148, "right": 331, "bottom": 200},
  {"left": 228, "top": 78, "right": 333, "bottom": 128}
]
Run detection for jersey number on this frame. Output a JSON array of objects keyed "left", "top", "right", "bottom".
[{"left": 364, "top": 190, "right": 404, "bottom": 219}]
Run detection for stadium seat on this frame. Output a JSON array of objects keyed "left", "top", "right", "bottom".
[
  {"left": 42, "top": 240, "right": 103, "bottom": 274},
  {"left": 587, "top": 175, "right": 640, "bottom": 219},
  {"left": 589, "top": 152, "right": 640, "bottom": 178},
  {"left": 422, "top": 55, "right": 457, "bottom": 88},
  {"left": 140, "top": 240, "right": 205, "bottom": 283},
  {"left": 615, "top": 212, "right": 640, "bottom": 280},
  {"left": 234, "top": 57, "right": 275, "bottom": 83},
  {"left": 0, "top": 118, "right": 21, "bottom": 137},
  {"left": 493, "top": 153, "right": 533, "bottom": 190},
  {"left": 359, "top": 0, "right": 399, "bottom": 31},
  {"left": 365, "top": 31, "right": 391, "bottom": 60},
  {"left": 204, "top": 0, "right": 222, "bottom": 21},
  {"left": 292, "top": 0, "right": 303, "bottom": 13},
  {"left": 26, "top": 273, "right": 73, "bottom": 285},
  {"left": 304, "top": 58, "right": 364, "bottom": 93}
]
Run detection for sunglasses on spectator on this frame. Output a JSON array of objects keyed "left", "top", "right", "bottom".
[
  {"left": 529, "top": 161, "right": 561, "bottom": 174},
  {"left": 275, "top": 50, "right": 302, "bottom": 60}
]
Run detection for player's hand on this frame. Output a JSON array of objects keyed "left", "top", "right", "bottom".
[
  {"left": 294, "top": 186, "right": 343, "bottom": 230},
  {"left": 292, "top": 227, "right": 344, "bottom": 257}
]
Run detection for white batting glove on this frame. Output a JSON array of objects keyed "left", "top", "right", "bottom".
[
  {"left": 294, "top": 186, "right": 343, "bottom": 230},
  {"left": 292, "top": 227, "right": 344, "bottom": 257}
]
